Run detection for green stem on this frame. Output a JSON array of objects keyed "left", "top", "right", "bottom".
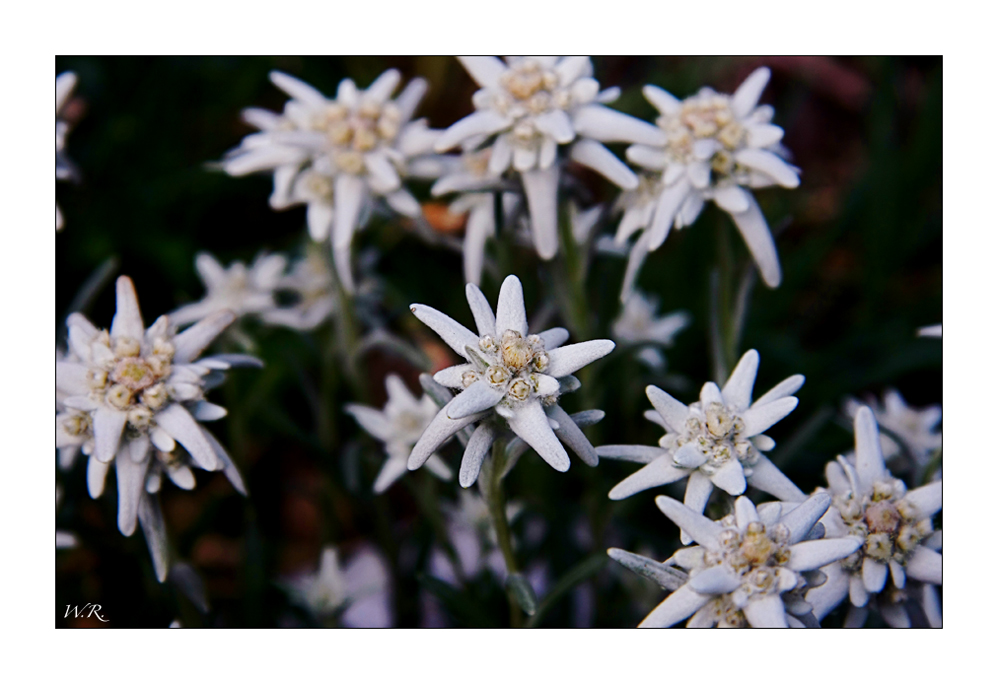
[{"left": 481, "top": 439, "right": 522, "bottom": 627}]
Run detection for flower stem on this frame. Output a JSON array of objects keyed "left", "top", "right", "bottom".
[{"left": 481, "top": 438, "right": 522, "bottom": 627}]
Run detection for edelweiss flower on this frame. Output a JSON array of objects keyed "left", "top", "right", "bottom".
[
  {"left": 408, "top": 275, "right": 614, "bottom": 484},
  {"left": 620, "top": 67, "right": 799, "bottom": 299},
  {"left": 428, "top": 490, "right": 521, "bottom": 583},
  {"left": 259, "top": 248, "right": 337, "bottom": 331},
  {"left": 844, "top": 390, "right": 942, "bottom": 474},
  {"left": 55, "top": 276, "right": 256, "bottom": 580},
  {"left": 613, "top": 493, "right": 861, "bottom": 627},
  {"left": 599, "top": 350, "right": 805, "bottom": 540},
  {"left": 346, "top": 374, "right": 453, "bottom": 493},
  {"left": 222, "top": 69, "right": 440, "bottom": 292},
  {"left": 56, "top": 71, "right": 79, "bottom": 231},
  {"left": 435, "top": 56, "right": 664, "bottom": 261},
  {"left": 612, "top": 290, "right": 690, "bottom": 370},
  {"left": 171, "top": 251, "right": 287, "bottom": 326},
  {"left": 284, "top": 544, "right": 393, "bottom": 627},
  {"left": 806, "top": 407, "right": 942, "bottom": 625}
]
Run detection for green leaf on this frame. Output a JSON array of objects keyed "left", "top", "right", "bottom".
[{"left": 505, "top": 572, "right": 538, "bottom": 616}]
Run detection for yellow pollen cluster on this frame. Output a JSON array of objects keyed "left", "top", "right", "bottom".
[
  {"left": 835, "top": 481, "right": 933, "bottom": 569},
  {"left": 463, "top": 330, "right": 551, "bottom": 404},
  {"left": 674, "top": 401, "right": 755, "bottom": 470},
  {"left": 658, "top": 93, "right": 747, "bottom": 178},
  {"left": 89, "top": 333, "right": 176, "bottom": 428}
]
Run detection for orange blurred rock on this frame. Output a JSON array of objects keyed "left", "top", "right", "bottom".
[{"left": 422, "top": 202, "right": 467, "bottom": 235}]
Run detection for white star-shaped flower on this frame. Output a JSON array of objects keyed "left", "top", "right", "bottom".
[
  {"left": 56, "top": 71, "right": 79, "bottom": 231},
  {"left": 619, "top": 67, "right": 800, "bottom": 299},
  {"left": 599, "top": 350, "right": 805, "bottom": 540},
  {"left": 284, "top": 544, "right": 393, "bottom": 627},
  {"left": 805, "top": 407, "right": 942, "bottom": 624},
  {"left": 56, "top": 276, "right": 256, "bottom": 579},
  {"left": 346, "top": 374, "right": 453, "bottom": 493},
  {"left": 434, "top": 56, "right": 663, "bottom": 262},
  {"left": 171, "top": 251, "right": 287, "bottom": 326},
  {"left": 844, "top": 389, "right": 942, "bottom": 474},
  {"left": 407, "top": 275, "right": 614, "bottom": 484},
  {"left": 222, "top": 69, "right": 441, "bottom": 292},
  {"left": 611, "top": 492, "right": 862, "bottom": 627}
]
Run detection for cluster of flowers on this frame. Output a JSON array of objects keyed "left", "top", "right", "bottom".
[{"left": 55, "top": 58, "right": 941, "bottom": 628}]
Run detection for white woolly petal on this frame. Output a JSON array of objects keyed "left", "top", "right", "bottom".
[
  {"left": 642, "top": 85, "right": 681, "bottom": 115},
  {"left": 638, "top": 584, "right": 711, "bottom": 628},
  {"left": 446, "top": 382, "right": 504, "bottom": 419},
  {"left": 647, "top": 180, "right": 691, "bottom": 250},
  {"left": 459, "top": 424, "right": 495, "bottom": 487},
  {"left": 655, "top": 495, "right": 723, "bottom": 548},
  {"left": 903, "top": 480, "right": 942, "bottom": 519},
  {"left": 741, "top": 396, "right": 798, "bottom": 437},
  {"left": 572, "top": 104, "right": 665, "bottom": 146},
  {"left": 625, "top": 144, "right": 666, "bottom": 170},
  {"left": 409, "top": 401, "right": 485, "bottom": 469},
  {"left": 545, "top": 340, "right": 615, "bottom": 377},
  {"left": 746, "top": 123, "right": 785, "bottom": 148},
  {"left": 548, "top": 404, "right": 598, "bottom": 467},
  {"left": 733, "top": 148, "right": 800, "bottom": 188},
  {"left": 712, "top": 185, "right": 751, "bottom": 215},
  {"left": 608, "top": 456, "right": 687, "bottom": 500},
  {"left": 506, "top": 400, "right": 570, "bottom": 472},
  {"left": 270, "top": 71, "right": 327, "bottom": 107},
  {"left": 905, "top": 546, "right": 942, "bottom": 585},
  {"left": 570, "top": 139, "right": 638, "bottom": 190},
  {"left": 173, "top": 310, "right": 236, "bottom": 364},
  {"left": 537, "top": 327, "right": 569, "bottom": 349},
  {"left": 465, "top": 283, "right": 497, "bottom": 337},
  {"left": 721, "top": 349, "right": 759, "bottom": 411},
  {"left": 688, "top": 566, "right": 741, "bottom": 595},
  {"left": 753, "top": 374, "right": 805, "bottom": 407},
  {"left": 93, "top": 407, "right": 127, "bottom": 464},
  {"left": 853, "top": 406, "right": 887, "bottom": 494},
  {"left": 137, "top": 493, "right": 170, "bottom": 582},
  {"left": 457, "top": 56, "right": 506, "bottom": 89},
  {"left": 495, "top": 275, "right": 529, "bottom": 336},
  {"left": 747, "top": 455, "right": 807, "bottom": 504},
  {"left": 534, "top": 109, "right": 575, "bottom": 144},
  {"left": 333, "top": 174, "right": 367, "bottom": 250},
  {"left": 521, "top": 166, "right": 560, "bottom": 260},
  {"left": 435, "top": 111, "right": 512, "bottom": 152},
  {"left": 345, "top": 405, "right": 393, "bottom": 441},
  {"left": 734, "top": 496, "right": 760, "bottom": 530},
  {"left": 596, "top": 444, "right": 667, "bottom": 464},
  {"left": 710, "top": 460, "right": 747, "bottom": 496},
  {"left": 672, "top": 442, "right": 706, "bottom": 469},
  {"left": 154, "top": 403, "right": 219, "bottom": 471},
  {"left": 645, "top": 385, "right": 689, "bottom": 432},
  {"left": 787, "top": 538, "right": 863, "bottom": 572},
  {"left": 862, "top": 557, "right": 889, "bottom": 593},
  {"left": 433, "top": 364, "right": 473, "bottom": 388},
  {"left": 806, "top": 562, "right": 850, "bottom": 620},
  {"left": 731, "top": 67, "right": 771, "bottom": 118},
  {"left": 409, "top": 304, "right": 479, "bottom": 357},
  {"left": 111, "top": 276, "right": 145, "bottom": 341},
  {"left": 743, "top": 594, "right": 787, "bottom": 628},
  {"left": 116, "top": 447, "right": 147, "bottom": 536}
]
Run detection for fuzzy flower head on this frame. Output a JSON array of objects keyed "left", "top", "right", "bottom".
[
  {"left": 806, "top": 407, "right": 942, "bottom": 623},
  {"left": 56, "top": 277, "right": 255, "bottom": 578},
  {"left": 56, "top": 71, "right": 79, "bottom": 230},
  {"left": 222, "top": 69, "right": 439, "bottom": 292},
  {"left": 615, "top": 493, "right": 861, "bottom": 627},
  {"left": 284, "top": 545, "right": 393, "bottom": 627},
  {"left": 408, "top": 275, "right": 614, "bottom": 485},
  {"left": 171, "top": 252, "right": 287, "bottom": 327},
  {"left": 346, "top": 374, "right": 453, "bottom": 493},
  {"left": 612, "top": 290, "right": 689, "bottom": 370},
  {"left": 435, "top": 57, "right": 663, "bottom": 261},
  {"left": 599, "top": 350, "right": 806, "bottom": 539},
  {"left": 619, "top": 67, "right": 799, "bottom": 299}
]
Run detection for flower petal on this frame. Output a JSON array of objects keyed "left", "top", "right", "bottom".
[
  {"left": 345, "top": 404, "right": 393, "bottom": 441},
  {"left": 87, "top": 455, "right": 110, "bottom": 498},
  {"left": 435, "top": 110, "right": 512, "bottom": 152},
  {"left": 805, "top": 562, "right": 850, "bottom": 620},
  {"left": 729, "top": 195, "right": 782, "bottom": 288},
  {"left": 93, "top": 406, "right": 127, "bottom": 464},
  {"left": 646, "top": 385, "right": 689, "bottom": 432},
  {"left": 333, "top": 174, "right": 367, "bottom": 250},
  {"left": 655, "top": 495, "right": 724, "bottom": 548},
  {"left": 741, "top": 396, "right": 798, "bottom": 437},
  {"left": 903, "top": 480, "right": 942, "bottom": 519},
  {"left": 731, "top": 67, "right": 771, "bottom": 119},
  {"left": 747, "top": 454, "right": 807, "bottom": 504},
  {"left": 409, "top": 401, "right": 486, "bottom": 469},
  {"left": 270, "top": 70, "right": 327, "bottom": 106},
  {"left": 863, "top": 557, "right": 889, "bottom": 593},
  {"left": 506, "top": 400, "right": 570, "bottom": 472},
  {"left": 710, "top": 459, "right": 747, "bottom": 496},
  {"left": 521, "top": 166, "right": 560, "bottom": 260},
  {"left": 138, "top": 493, "right": 170, "bottom": 582},
  {"left": 570, "top": 139, "right": 637, "bottom": 190},
  {"left": 721, "top": 350, "right": 760, "bottom": 411},
  {"left": 734, "top": 496, "right": 759, "bottom": 530},
  {"left": 638, "top": 584, "right": 711, "bottom": 628},
  {"left": 746, "top": 123, "right": 784, "bottom": 148},
  {"left": 572, "top": 104, "right": 665, "bottom": 146},
  {"left": 608, "top": 456, "right": 687, "bottom": 500},
  {"left": 753, "top": 374, "right": 805, "bottom": 407},
  {"left": 534, "top": 109, "right": 575, "bottom": 144},
  {"left": 465, "top": 283, "right": 497, "bottom": 337},
  {"left": 494, "top": 275, "right": 528, "bottom": 336},
  {"left": 116, "top": 446, "right": 147, "bottom": 536},
  {"left": 672, "top": 442, "right": 706, "bottom": 469},
  {"left": 537, "top": 327, "right": 569, "bottom": 349},
  {"left": 642, "top": 85, "right": 681, "bottom": 115},
  {"left": 447, "top": 381, "right": 504, "bottom": 419},
  {"left": 646, "top": 180, "right": 691, "bottom": 250},
  {"left": 596, "top": 444, "right": 667, "bottom": 464},
  {"left": 734, "top": 148, "right": 799, "bottom": 188},
  {"left": 787, "top": 537, "right": 863, "bottom": 572},
  {"left": 688, "top": 565, "right": 742, "bottom": 595},
  {"left": 173, "top": 310, "right": 236, "bottom": 364},
  {"left": 545, "top": 340, "right": 615, "bottom": 377},
  {"left": 853, "top": 406, "right": 887, "bottom": 494},
  {"left": 111, "top": 276, "right": 145, "bottom": 341},
  {"left": 743, "top": 594, "right": 787, "bottom": 628},
  {"left": 457, "top": 56, "right": 506, "bottom": 89},
  {"left": 154, "top": 403, "right": 219, "bottom": 471},
  {"left": 201, "top": 428, "right": 247, "bottom": 496},
  {"left": 905, "top": 546, "right": 942, "bottom": 585},
  {"left": 548, "top": 404, "right": 598, "bottom": 467},
  {"left": 849, "top": 573, "right": 869, "bottom": 607},
  {"left": 459, "top": 424, "right": 495, "bottom": 487},
  {"left": 409, "top": 304, "right": 479, "bottom": 357}
]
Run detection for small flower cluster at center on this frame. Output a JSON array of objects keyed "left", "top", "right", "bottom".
[
  {"left": 88, "top": 331, "right": 175, "bottom": 430},
  {"left": 834, "top": 478, "right": 933, "bottom": 571},
  {"left": 311, "top": 98, "right": 403, "bottom": 175},
  {"left": 660, "top": 93, "right": 747, "bottom": 179},
  {"left": 666, "top": 401, "right": 759, "bottom": 473},
  {"left": 461, "top": 330, "right": 553, "bottom": 405}
]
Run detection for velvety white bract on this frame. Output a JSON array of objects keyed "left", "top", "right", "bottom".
[
  {"left": 612, "top": 290, "right": 690, "bottom": 370},
  {"left": 599, "top": 350, "right": 806, "bottom": 539},
  {"left": 619, "top": 67, "right": 799, "bottom": 300},
  {"left": 844, "top": 390, "right": 942, "bottom": 474},
  {"left": 346, "top": 374, "right": 453, "bottom": 493},
  {"left": 805, "top": 407, "right": 942, "bottom": 625},
  {"left": 284, "top": 544, "right": 393, "bottom": 627},
  {"left": 407, "top": 275, "right": 614, "bottom": 483},
  {"left": 56, "top": 71, "right": 79, "bottom": 230},
  {"left": 171, "top": 252, "right": 287, "bottom": 326},
  {"left": 55, "top": 276, "right": 254, "bottom": 580},
  {"left": 436, "top": 57, "right": 663, "bottom": 262},
  {"left": 614, "top": 493, "right": 862, "bottom": 627},
  {"left": 222, "top": 69, "right": 441, "bottom": 292}
]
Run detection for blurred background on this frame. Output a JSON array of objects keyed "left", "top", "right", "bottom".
[{"left": 55, "top": 56, "right": 941, "bottom": 628}]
